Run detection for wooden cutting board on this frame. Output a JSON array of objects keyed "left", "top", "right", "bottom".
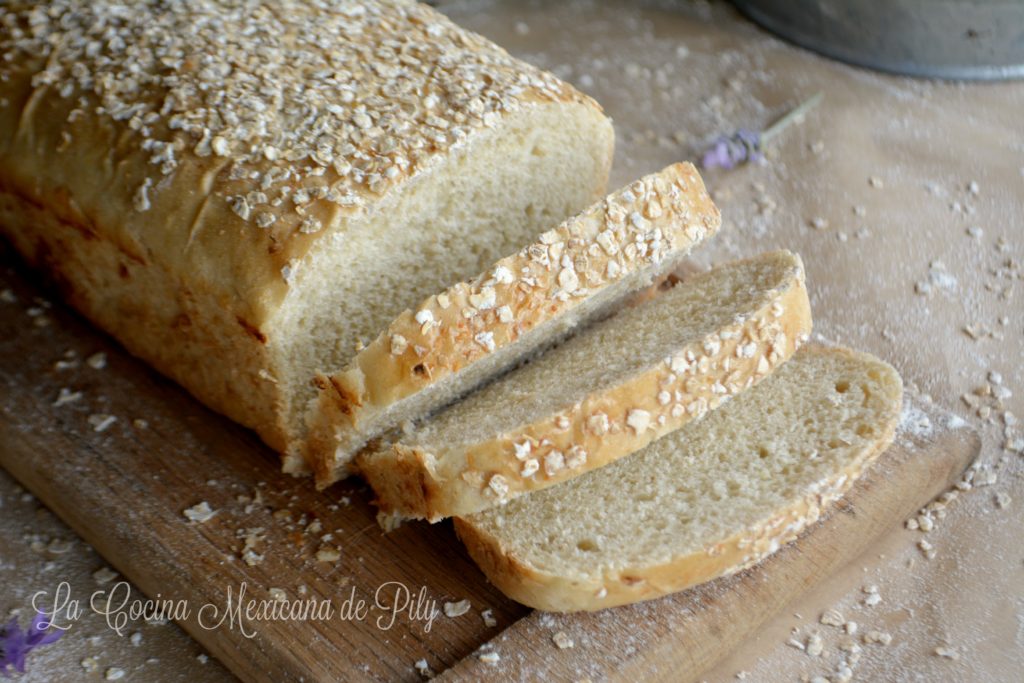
[{"left": 0, "top": 247, "right": 977, "bottom": 683}]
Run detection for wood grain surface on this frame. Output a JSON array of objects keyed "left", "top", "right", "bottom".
[{"left": 0, "top": 244, "right": 977, "bottom": 682}]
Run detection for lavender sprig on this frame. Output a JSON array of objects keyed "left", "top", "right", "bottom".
[
  {"left": 1, "top": 611, "right": 63, "bottom": 677},
  {"left": 701, "top": 128, "right": 763, "bottom": 170},
  {"left": 701, "top": 92, "right": 823, "bottom": 170}
]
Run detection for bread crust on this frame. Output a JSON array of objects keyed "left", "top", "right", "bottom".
[
  {"left": 0, "top": 1, "right": 611, "bottom": 458},
  {"left": 453, "top": 345, "right": 904, "bottom": 612},
  {"left": 359, "top": 251, "right": 812, "bottom": 521},
  {"left": 307, "top": 162, "right": 721, "bottom": 484},
  {"left": 0, "top": 184, "right": 287, "bottom": 448}
]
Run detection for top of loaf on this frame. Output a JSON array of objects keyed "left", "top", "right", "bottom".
[{"left": 0, "top": 1, "right": 595, "bottom": 317}]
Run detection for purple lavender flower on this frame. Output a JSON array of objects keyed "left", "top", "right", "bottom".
[
  {"left": 1, "top": 610, "right": 63, "bottom": 676},
  {"left": 701, "top": 128, "right": 763, "bottom": 170},
  {"left": 700, "top": 92, "right": 823, "bottom": 171}
]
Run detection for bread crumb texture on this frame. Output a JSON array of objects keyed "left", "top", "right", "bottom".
[
  {"left": 457, "top": 345, "right": 903, "bottom": 611},
  {"left": 362, "top": 249, "right": 809, "bottom": 521}
]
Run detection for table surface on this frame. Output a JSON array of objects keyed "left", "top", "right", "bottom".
[{"left": 2, "top": 1, "right": 1021, "bottom": 681}]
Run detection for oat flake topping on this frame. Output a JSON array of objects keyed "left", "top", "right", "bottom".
[{"left": 0, "top": 0, "right": 569, "bottom": 229}]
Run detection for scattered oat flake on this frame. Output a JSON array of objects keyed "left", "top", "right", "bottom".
[
  {"left": 81, "top": 657, "right": 100, "bottom": 672},
  {"left": 820, "top": 609, "right": 845, "bottom": 627},
  {"left": 552, "top": 631, "right": 574, "bottom": 649},
  {"left": 995, "top": 491, "right": 1012, "bottom": 509},
  {"left": 863, "top": 630, "right": 893, "bottom": 645},
  {"left": 47, "top": 538, "right": 73, "bottom": 554},
  {"left": 414, "top": 658, "right": 434, "bottom": 679},
  {"left": 93, "top": 566, "right": 119, "bottom": 585},
  {"left": 481, "top": 608, "right": 497, "bottom": 628},
  {"left": 88, "top": 414, "right": 118, "bottom": 433},
  {"left": 478, "top": 651, "right": 500, "bottom": 664},
  {"left": 86, "top": 352, "right": 107, "bottom": 369},
  {"left": 806, "top": 633, "right": 824, "bottom": 657},
  {"left": 934, "top": 645, "right": 960, "bottom": 660},
  {"left": 183, "top": 501, "right": 217, "bottom": 523},
  {"left": 104, "top": 667, "right": 125, "bottom": 680},
  {"left": 54, "top": 388, "right": 83, "bottom": 407},
  {"left": 444, "top": 599, "right": 471, "bottom": 618}
]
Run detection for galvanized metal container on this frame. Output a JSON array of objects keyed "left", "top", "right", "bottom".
[{"left": 733, "top": 0, "right": 1024, "bottom": 80}]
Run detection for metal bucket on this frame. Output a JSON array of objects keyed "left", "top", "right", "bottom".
[{"left": 732, "top": 0, "right": 1024, "bottom": 80}]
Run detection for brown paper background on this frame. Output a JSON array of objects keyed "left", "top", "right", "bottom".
[{"left": 1, "top": 1, "right": 1020, "bottom": 680}]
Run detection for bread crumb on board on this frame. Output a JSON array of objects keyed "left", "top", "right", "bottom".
[{"left": 315, "top": 545, "right": 341, "bottom": 563}]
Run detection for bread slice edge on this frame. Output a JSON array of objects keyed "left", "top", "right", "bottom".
[
  {"left": 305, "top": 161, "right": 721, "bottom": 484},
  {"left": 453, "top": 345, "right": 904, "bottom": 612},
  {"left": 361, "top": 250, "right": 812, "bottom": 522}
]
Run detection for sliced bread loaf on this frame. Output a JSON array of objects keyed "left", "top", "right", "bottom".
[
  {"left": 0, "top": 1, "right": 615, "bottom": 472},
  {"left": 358, "top": 250, "right": 812, "bottom": 522},
  {"left": 455, "top": 345, "right": 903, "bottom": 612},
  {"left": 307, "top": 162, "right": 722, "bottom": 485}
]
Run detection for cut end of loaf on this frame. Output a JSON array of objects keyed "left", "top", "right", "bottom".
[
  {"left": 360, "top": 249, "right": 813, "bottom": 522},
  {"left": 0, "top": 1, "right": 621, "bottom": 466},
  {"left": 457, "top": 345, "right": 904, "bottom": 612},
  {"left": 274, "top": 99, "right": 615, "bottom": 470},
  {"left": 304, "top": 161, "right": 721, "bottom": 484}
]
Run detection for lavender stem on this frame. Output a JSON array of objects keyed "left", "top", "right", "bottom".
[{"left": 761, "top": 92, "right": 823, "bottom": 144}]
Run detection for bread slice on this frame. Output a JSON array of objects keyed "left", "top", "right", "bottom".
[
  {"left": 307, "top": 163, "right": 722, "bottom": 485},
  {"left": 0, "top": 1, "right": 614, "bottom": 471},
  {"left": 358, "top": 250, "right": 812, "bottom": 522},
  {"left": 455, "top": 345, "right": 903, "bottom": 612}
]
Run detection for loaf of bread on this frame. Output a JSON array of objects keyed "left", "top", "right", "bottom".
[
  {"left": 455, "top": 345, "right": 904, "bottom": 611},
  {"left": 306, "top": 162, "right": 721, "bottom": 485},
  {"left": 0, "top": 1, "right": 614, "bottom": 469},
  {"left": 360, "top": 250, "right": 812, "bottom": 523}
]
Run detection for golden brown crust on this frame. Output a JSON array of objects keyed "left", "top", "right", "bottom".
[
  {"left": 308, "top": 162, "right": 722, "bottom": 485},
  {"left": 0, "top": 1, "right": 610, "bottom": 458},
  {"left": 453, "top": 346, "right": 904, "bottom": 612},
  {"left": 360, "top": 251, "right": 812, "bottom": 521},
  {"left": 0, "top": 185, "right": 287, "bottom": 449}
]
